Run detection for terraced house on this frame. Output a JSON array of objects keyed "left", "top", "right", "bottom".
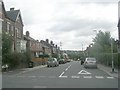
[
  {"left": 0, "top": 0, "right": 2, "bottom": 71},
  {"left": 0, "top": 0, "right": 2, "bottom": 31},
  {"left": 2, "top": 1, "right": 26, "bottom": 53}
]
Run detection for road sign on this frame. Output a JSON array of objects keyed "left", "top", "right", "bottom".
[{"left": 78, "top": 70, "right": 91, "bottom": 74}]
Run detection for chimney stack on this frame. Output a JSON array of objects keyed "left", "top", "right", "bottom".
[
  {"left": 10, "top": 8, "right": 14, "bottom": 11},
  {"left": 46, "top": 39, "right": 49, "bottom": 43}
]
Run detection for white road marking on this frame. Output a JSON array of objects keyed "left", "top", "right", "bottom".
[
  {"left": 59, "top": 72, "right": 68, "bottom": 78},
  {"left": 28, "top": 76, "right": 36, "bottom": 78},
  {"left": 107, "top": 76, "right": 115, "bottom": 79},
  {"left": 71, "top": 76, "right": 80, "bottom": 78},
  {"left": 78, "top": 70, "right": 91, "bottom": 75},
  {"left": 17, "top": 76, "right": 26, "bottom": 78},
  {"left": 48, "top": 76, "right": 56, "bottom": 78},
  {"left": 59, "top": 76, "right": 68, "bottom": 78},
  {"left": 65, "top": 65, "right": 71, "bottom": 71},
  {"left": 59, "top": 72, "right": 65, "bottom": 77},
  {"left": 65, "top": 68, "right": 68, "bottom": 71},
  {"left": 38, "top": 76, "right": 46, "bottom": 78},
  {"left": 8, "top": 76, "right": 14, "bottom": 78},
  {"left": 83, "top": 76, "right": 92, "bottom": 78},
  {"left": 95, "top": 76, "right": 104, "bottom": 79},
  {"left": 9, "top": 71, "right": 13, "bottom": 72},
  {"left": 34, "top": 86, "right": 47, "bottom": 88}
]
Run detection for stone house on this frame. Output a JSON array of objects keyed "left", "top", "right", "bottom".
[
  {"left": 24, "top": 31, "right": 43, "bottom": 58},
  {"left": 2, "top": 1, "right": 26, "bottom": 53}
]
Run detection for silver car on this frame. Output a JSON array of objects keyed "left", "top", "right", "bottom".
[
  {"left": 84, "top": 57, "right": 97, "bottom": 68},
  {"left": 47, "top": 58, "right": 59, "bottom": 67}
]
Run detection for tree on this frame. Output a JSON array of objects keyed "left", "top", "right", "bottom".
[
  {"left": 93, "top": 31, "right": 111, "bottom": 53},
  {"left": 90, "top": 31, "right": 118, "bottom": 67},
  {"left": 2, "top": 31, "right": 13, "bottom": 64}
]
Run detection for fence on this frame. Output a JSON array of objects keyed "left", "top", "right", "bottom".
[{"left": 94, "top": 53, "right": 119, "bottom": 68}]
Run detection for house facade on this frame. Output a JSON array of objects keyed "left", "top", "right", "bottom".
[
  {"left": 24, "top": 31, "right": 43, "bottom": 58},
  {"left": 118, "top": 1, "right": 120, "bottom": 41},
  {"left": 0, "top": 0, "right": 2, "bottom": 31},
  {"left": 2, "top": 1, "right": 26, "bottom": 53},
  {"left": 0, "top": 0, "right": 2, "bottom": 72}
]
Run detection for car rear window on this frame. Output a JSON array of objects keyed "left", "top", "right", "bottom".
[{"left": 87, "top": 58, "right": 96, "bottom": 61}]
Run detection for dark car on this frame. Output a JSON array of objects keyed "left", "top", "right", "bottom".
[{"left": 59, "top": 59, "right": 65, "bottom": 64}]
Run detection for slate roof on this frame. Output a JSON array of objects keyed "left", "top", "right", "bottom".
[
  {"left": 6, "top": 10, "right": 20, "bottom": 22},
  {"left": 24, "top": 35, "right": 36, "bottom": 41}
]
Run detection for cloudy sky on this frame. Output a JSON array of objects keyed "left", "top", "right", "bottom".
[{"left": 3, "top": 0, "right": 119, "bottom": 50}]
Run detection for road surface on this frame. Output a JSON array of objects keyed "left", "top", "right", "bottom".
[{"left": 2, "top": 61, "right": 118, "bottom": 88}]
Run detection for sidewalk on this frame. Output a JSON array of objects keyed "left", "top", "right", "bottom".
[
  {"left": 98, "top": 64, "right": 119, "bottom": 78},
  {"left": 2, "top": 65, "right": 47, "bottom": 75}
]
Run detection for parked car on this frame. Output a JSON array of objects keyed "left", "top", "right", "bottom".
[
  {"left": 47, "top": 58, "right": 59, "bottom": 67},
  {"left": 84, "top": 57, "right": 97, "bottom": 68},
  {"left": 59, "top": 59, "right": 65, "bottom": 64},
  {"left": 66, "top": 59, "right": 71, "bottom": 62}
]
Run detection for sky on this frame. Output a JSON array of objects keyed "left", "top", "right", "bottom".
[{"left": 3, "top": 0, "right": 119, "bottom": 51}]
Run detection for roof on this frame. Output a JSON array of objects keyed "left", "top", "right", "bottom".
[
  {"left": 6, "top": 10, "right": 19, "bottom": 22},
  {"left": 24, "top": 35, "right": 36, "bottom": 41}
]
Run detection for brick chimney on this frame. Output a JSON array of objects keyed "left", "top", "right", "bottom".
[
  {"left": 26, "top": 31, "right": 30, "bottom": 37},
  {"left": 10, "top": 8, "right": 15, "bottom": 11},
  {"left": 46, "top": 39, "right": 49, "bottom": 43}
]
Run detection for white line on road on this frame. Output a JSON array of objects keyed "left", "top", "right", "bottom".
[
  {"left": 95, "top": 76, "right": 104, "bottom": 79},
  {"left": 17, "top": 76, "right": 26, "bottom": 78},
  {"left": 65, "top": 68, "right": 68, "bottom": 71},
  {"left": 59, "top": 76, "right": 68, "bottom": 78},
  {"left": 34, "top": 86, "right": 47, "bottom": 88},
  {"left": 38, "top": 76, "right": 46, "bottom": 78},
  {"left": 71, "top": 76, "right": 80, "bottom": 78},
  {"left": 59, "top": 72, "right": 65, "bottom": 77},
  {"left": 28, "top": 76, "right": 36, "bottom": 78},
  {"left": 65, "top": 65, "right": 71, "bottom": 71},
  {"left": 9, "top": 71, "right": 13, "bottom": 72},
  {"left": 106, "top": 76, "right": 115, "bottom": 79},
  {"left": 83, "top": 76, "right": 92, "bottom": 78},
  {"left": 59, "top": 72, "right": 68, "bottom": 78},
  {"left": 48, "top": 76, "right": 56, "bottom": 78}
]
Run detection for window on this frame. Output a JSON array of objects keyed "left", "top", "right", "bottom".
[
  {"left": 7, "top": 22, "right": 10, "bottom": 33},
  {"left": 11, "top": 26, "right": 14, "bottom": 36},
  {"left": 16, "top": 28, "right": 19, "bottom": 37}
]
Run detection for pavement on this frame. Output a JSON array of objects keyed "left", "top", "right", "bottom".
[
  {"left": 2, "top": 65, "right": 47, "bottom": 75},
  {"left": 97, "top": 64, "right": 119, "bottom": 78}
]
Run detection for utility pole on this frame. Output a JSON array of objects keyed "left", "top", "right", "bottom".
[
  {"left": 111, "top": 38, "right": 114, "bottom": 73},
  {"left": 60, "top": 42, "right": 62, "bottom": 59},
  {"left": 60, "top": 42, "right": 62, "bottom": 50}
]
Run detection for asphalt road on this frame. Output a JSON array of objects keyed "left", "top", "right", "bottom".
[{"left": 2, "top": 61, "right": 118, "bottom": 88}]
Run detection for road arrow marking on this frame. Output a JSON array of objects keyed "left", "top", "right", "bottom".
[{"left": 78, "top": 70, "right": 91, "bottom": 74}]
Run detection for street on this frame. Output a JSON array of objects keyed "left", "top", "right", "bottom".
[{"left": 2, "top": 61, "right": 118, "bottom": 88}]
